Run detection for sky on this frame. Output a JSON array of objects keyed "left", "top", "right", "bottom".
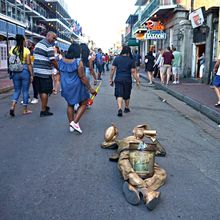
[{"left": 65, "top": 0, "right": 138, "bottom": 52}]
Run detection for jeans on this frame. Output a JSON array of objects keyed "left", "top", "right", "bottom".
[{"left": 11, "top": 66, "right": 30, "bottom": 105}]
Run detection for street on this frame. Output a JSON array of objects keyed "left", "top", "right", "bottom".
[{"left": 0, "top": 73, "right": 220, "bottom": 220}]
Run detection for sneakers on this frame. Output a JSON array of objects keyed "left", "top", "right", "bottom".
[
  {"left": 124, "top": 108, "right": 130, "bottom": 113},
  {"left": 172, "top": 81, "right": 177, "bottom": 84},
  {"left": 21, "top": 98, "right": 31, "bottom": 104},
  {"left": 40, "top": 110, "right": 53, "bottom": 117},
  {"left": 117, "top": 109, "right": 123, "bottom": 117},
  {"left": 69, "top": 126, "right": 74, "bottom": 132},
  {"left": 70, "top": 121, "right": 82, "bottom": 133},
  {"left": 31, "top": 98, "right": 38, "bottom": 104}
]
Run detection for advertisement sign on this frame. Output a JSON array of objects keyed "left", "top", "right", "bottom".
[
  {"left": 145, "top": 20, "right": 164, "bottom": 31},
  {"left": 145, "top": 30, "right": 166, "bottom": 40},
  {"left": 189, "top": 8, "right": 205, "bottom": 28}
]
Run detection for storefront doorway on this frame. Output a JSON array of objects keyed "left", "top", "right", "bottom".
[
  {"left": 196, "top": 43, "right": 205, "bottom": 78},
  {"left": 0, "top": 43, "right": 7, "bottom": 69}
]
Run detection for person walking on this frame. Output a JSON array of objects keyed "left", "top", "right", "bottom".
[
  {"left": 161, "top": 46, "right": 174, "bottom": 85},
  {"left": 172, "top": 47, "right": 182, "bottom": 84},
  {"left": 154, "top": 49, "right": 164, "bottom": 80},
  {"left": 144, "top": 50, "right": 155, "bottom": 85},
  {"left": 96, "top": 48, "right": 103, "bottom": 80},
  {"left": 33, "top": 31, "right": 58, "bottom": 117},
  {"left": 9, "top": 34, "right": 33, "bottom": 116},
  {"left": 52, "top": 45, "right": 62, "bottom": 95},
  {"left": 109, "top": 45, "right": 140, "bottom": 117},
  {"left": 213, "top": 53, "right": 220, "bottom": 107},
  {"left": 80, "top": 43, "right": 97, "bottom": 85},
  {"left": 58, "top": 42, "right": 96, "bottom": 133}
]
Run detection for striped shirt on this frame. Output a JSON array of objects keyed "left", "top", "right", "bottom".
[{"left": 33, "top": 39, "right": 55, "bottom": 78}]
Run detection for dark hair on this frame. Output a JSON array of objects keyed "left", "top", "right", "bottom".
[
  {"left": 54, "top": 45, "right": 61, "bottom": 54},
  {"left": 80, "top": 43, "right": 90, "bottom": 66},
  {"left": 65, "top": 42, "right": 80, "bottom": 59},
  {"left": 14, "top": 34, "right": 25, "bottom": 61},
  {"left": 120, "top": 45, "right": 131, "bottom": 55}
]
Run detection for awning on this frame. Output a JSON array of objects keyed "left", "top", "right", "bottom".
[{"left": 127, "top": 38, "right": 140, "bottom": 46}]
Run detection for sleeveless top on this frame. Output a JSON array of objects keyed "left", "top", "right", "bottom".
[{"left": 58, "top": 58, "right": 90, "bottom": 105}]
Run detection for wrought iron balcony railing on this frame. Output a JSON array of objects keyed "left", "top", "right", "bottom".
[{"left": 132, "top": 0, "right": 177, "bottom": 34}]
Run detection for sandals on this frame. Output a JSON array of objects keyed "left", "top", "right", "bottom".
[
  {"left": 9, "top": 109, "right": 15, "bottom": 117},
  {"left": 23, "top": 110, "right": 32, "bottom": 115}
]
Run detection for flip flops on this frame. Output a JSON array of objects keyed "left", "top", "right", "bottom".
[{"left": 23, "top": 110, "right": 32, "bottom": 115}]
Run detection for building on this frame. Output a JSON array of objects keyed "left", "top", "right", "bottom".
[
  {"left": 0, "top": 0, "right": 83, "bottom": 70},
  {"left": 124, "top": 0, "right": 220, "bottom": 84}
]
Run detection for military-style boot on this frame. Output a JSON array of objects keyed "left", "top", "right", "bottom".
[
  {"left": 139, "top": 188, "right": 160, "bottom": 210},
  {"left": 122, "top": 181, "right": 140, "bottom": 205}
]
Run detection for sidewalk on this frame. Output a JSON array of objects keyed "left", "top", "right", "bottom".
[
  {"left": 139, "top": 69, "right": 220, "bottom": 125},
  {"left": 0, "top": 68, "right": 220, "bottom": 124},
  {"left": 0, "top": 69, "right": 13, "bottom": 94}
]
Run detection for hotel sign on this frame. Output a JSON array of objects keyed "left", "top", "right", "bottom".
[{"left": 145, "top": 30, "right": 166, "bottom": 40}]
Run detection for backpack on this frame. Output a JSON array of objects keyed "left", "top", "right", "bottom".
[{"left": 8, "top": 48, "right": 24, "bottom": 72}]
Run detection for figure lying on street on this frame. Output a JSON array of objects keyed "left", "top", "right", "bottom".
[{"left": 101, "top": 124, "right": 167, "bottom": 210}]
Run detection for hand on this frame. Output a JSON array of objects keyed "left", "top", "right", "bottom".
[
  {"left": 30, "top": 75, "right": 34, "bottom": 83},
  {"left": 136, "top": 80, "right": 140, "bottom": 87},
  {"left": 94, "top": 80, "right": 97, "bottom": 85},
  {"left": 90, "top": 87, "right": 97, "bottom": 96},
  {"left": 109, "top": 79, "right": 114, "bottom": 87}
]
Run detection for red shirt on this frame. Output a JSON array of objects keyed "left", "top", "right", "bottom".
[{"left": 162, "top": 51, "right": 174, "bottom": 65}]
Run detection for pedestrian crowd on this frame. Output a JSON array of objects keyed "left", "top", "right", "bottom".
[
  {"left": 8, "top": 32, "right": 220, "bottom": 132},
  {"left": 7, "top": 32, "right": 122, "bottom": 133}
]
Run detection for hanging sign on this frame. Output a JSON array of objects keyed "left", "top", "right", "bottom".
[
  {"left": 145, "top": 20, "right": 165, "bottom": 31},
  {"left": 189, "top": 7, "right": 205, "bottom": 28}
]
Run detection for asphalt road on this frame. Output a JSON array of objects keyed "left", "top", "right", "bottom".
[{"left": 0, "top": 72, "right": 220, "bottom": 220}]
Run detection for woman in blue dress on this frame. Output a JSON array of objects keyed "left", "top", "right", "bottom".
[{"left": 58, "top": 42, "right": 96, "bottom": 133}]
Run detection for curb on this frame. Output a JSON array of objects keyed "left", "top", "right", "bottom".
[{"left": 139, "top": 73, "right": 220, "bottom": 124}]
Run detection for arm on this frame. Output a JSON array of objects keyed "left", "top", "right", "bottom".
[
  {"left": 26, "top": 54, "right": 34, "bottom": 82},
  {"left": 51, "top": 59, "right": 59, "bottom": 70},
  {"left": 88, "top": 58, "right": 97, "bottom": 84},
  {"left": 78, "top": 61, "right": 96, "bottom": 95},
  {"left": 213, "top": 58, "right": 220, "bottom": 74},
  {"left": 109, "top": 65, "right": 116, "bottom": 86}
]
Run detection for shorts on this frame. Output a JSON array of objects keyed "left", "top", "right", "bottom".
[
  {"left": 213, "top": 75, "right": 220, "bottom": 87},
  {"left": 172, "top": 67, "right": 181, "bottom": 75},
  {"left": 161, "top": 64, "right": 172, "bottom": 75},
  {"left": 114, "top": 79, "right": 132, "bottom": 100},
  {"left": 35, "top": 76, "right": 53, "bottom": 95}
]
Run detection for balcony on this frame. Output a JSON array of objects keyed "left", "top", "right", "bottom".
[
  {"left": 0, "top": 0, "right": 25, "bottom": 22},
  {"left": 133, "top": 0, "right": 177, "bottom": 34}
]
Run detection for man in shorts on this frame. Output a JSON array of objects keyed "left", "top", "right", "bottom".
[
  {"left": 33, "top": 32, "right": 58, "bottom": 117},
  {"left": 161, "top": 46, "right": 174, "bottom": 85},
  {"left": 172, "top": 47, "right": 182, "bottom": 84}
]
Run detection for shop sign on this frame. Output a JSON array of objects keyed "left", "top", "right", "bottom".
[
  {"left": 145, "top": 20, "right": 164, "bottom": 31},
  {"left": 189, "top": 7, "right": 205, "bottom": 28},
  {"left": 144, "top": 30, "right": 166, "bottom": 40}
]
